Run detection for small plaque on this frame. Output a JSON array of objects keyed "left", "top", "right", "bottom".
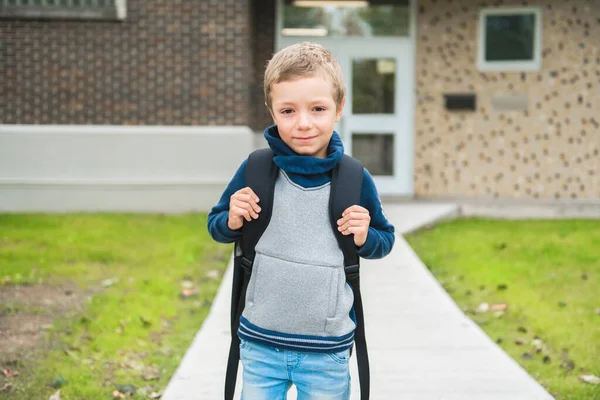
[
  {"left": 492, "top": 94, "right": 528, "bottom": 111},
  {"left": 444, "top": 94, "right": 476, "bottom": 111}
]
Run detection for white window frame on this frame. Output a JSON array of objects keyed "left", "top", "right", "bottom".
[
  {"left": 478, "top": 6, "right": 542, "bottom": 72},
  {"left": 0, "top": 0, "right": 127, "bottom": 21}
]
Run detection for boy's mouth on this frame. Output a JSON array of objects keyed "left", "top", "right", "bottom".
[{"left": 295, "top": 135, "right": 316, "bottom": 143}]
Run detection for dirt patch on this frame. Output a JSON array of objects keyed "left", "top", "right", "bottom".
[{"left": 0, "top": 283, "right": 92, "bottom": 362}]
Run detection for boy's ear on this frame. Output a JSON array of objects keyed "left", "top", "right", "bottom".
[{"left": 335, "top": 97, "right": 346, "bottom": 122}]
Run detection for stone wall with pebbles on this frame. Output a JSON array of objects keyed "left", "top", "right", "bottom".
[{"left": 414, "top": 0, "right": 599, "bottom": 199}]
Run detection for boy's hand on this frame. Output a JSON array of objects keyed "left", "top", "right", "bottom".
[
  {"left": 337, "top": 205, "right": 370, "bottom": 247},
  {"left": 228, "top": 187, "right": 261, "bottom": 231}
]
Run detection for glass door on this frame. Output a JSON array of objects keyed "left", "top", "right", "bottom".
[{"left": 276, "top": 0, "right": 414, "bottom": 196}]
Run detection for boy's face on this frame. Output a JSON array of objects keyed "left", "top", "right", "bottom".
[{"left": 269, "top": 75, "right": 344, "bottom": 159}]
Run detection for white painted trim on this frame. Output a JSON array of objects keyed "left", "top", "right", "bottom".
[
  {"left": 115, "top": 0, "right": 127, "bottom": 20},
  {"left": 0, "top": 124, "right": 246, "bottom": 135},
  {"left": 406, "top": 0, "right": 417, "bottom": 197},
  {"left": 0, "top": 125, "right": 254, "bottom": 212},
  {"left": 0, "top": 178, "right": 229, "bottom": 186},
  {"left": 477, "top": 6, "right": 542, "bottom": 72}
]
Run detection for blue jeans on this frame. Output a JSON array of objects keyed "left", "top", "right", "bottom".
[{"left": 239, "top": 339, "right": 351, "bottom": 400}]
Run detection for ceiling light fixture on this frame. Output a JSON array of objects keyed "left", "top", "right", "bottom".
[
  {"left": 293, "top": 1, "right": 369, "bottom": 8},
  {"left": 281, "top": 28, "right": 329, "bottom": 36}
]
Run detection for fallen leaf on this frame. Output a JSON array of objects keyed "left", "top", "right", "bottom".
[
  {"left": 180, "top": 280, "right": 194, "bottom": 289},
  {"left": 112, "top": 390, "right": 126, "bottom": 399},
  {"left": 491, "top": 303, "right": 508, "bottom": 311},
  {"left": 101, "top": 277, "right": 119, "bottom": 287},
  {"left": 1, "top": 368, "right": 19, "bottom": 377},
  {"left": 142, "top": 368, "right": 160, "bottom": 381},
  {"left": 561, "top": 359, "right": 576, "bottom": 371},
  {"left": 122, "top": 360, "right": 145, "bottom": 371},
  {"left": 0, "top": 383, "right": 12, "bottom": 392},
  {"left": 580, "top": 375, "right": 600, "bottom": 385},
  {"left": 476, "top": 302, "right": 489, "bottom": 313},
  {"left": 206, "top": 269, "right": 220, "bottom": 280},
  {"left": 179, "top": 289, "right": 198, "bottom": 299},
  {"left": 532, "top": 338, "right": 545, "bottom": 351},
  {"left": 515, "top": 339, "right": 527, "bottom": 345},
  {"left": 149, "top": 391, "right": 162, "bottom": 399},
  {"left": 49, "top": 389, "right": 61, "bottom": 400}
]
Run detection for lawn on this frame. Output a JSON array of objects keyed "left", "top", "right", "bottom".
[
  {"left": 0, "top": 213, "right": 231, "bottom": 399},
  {"left": 405, "top": 218, "right": 600, "bottom": 400}
]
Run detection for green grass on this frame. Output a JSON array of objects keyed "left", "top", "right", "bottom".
[
  {"left": 0, "top": 213, "right": 231, "bottom": 399},
  {"left": 405, "top": 218, "right": 600, "bottom": 400}
]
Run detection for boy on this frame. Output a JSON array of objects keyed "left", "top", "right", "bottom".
[{"left": 207, "top": 42, "right": 395, "bottom": 400}]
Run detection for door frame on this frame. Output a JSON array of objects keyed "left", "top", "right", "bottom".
[{"left": 273, "top": 0, "right": 417, "bottom": 197}]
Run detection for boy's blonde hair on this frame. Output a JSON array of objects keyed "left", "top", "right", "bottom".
[{"left": 264, "top": 42, "right": 345, "bottom": 111}]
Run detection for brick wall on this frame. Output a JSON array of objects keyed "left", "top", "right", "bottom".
[
  {"left": 0, "top": 0, "right": 253, "bottom": 126},
  {"left": 250, "top": 0, "right": 276, "bottom": 132}
]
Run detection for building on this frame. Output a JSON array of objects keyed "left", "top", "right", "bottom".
[{"left": 1, "top": 0, "right": 598, "bottom": 212}]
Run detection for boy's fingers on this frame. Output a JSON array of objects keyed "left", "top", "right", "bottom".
[
  {"left": 346, "top": 226, "right": 361, "bottom": 234},
  {"left": 232, "top": 200, "right": 259, "bottom": 220},
  {"left": 338, "top": 220, "right": 369, "bottom": 231},
  {"left": 233, "top": 193, "right": 262, "bottom": 213},
  {"left": 341, "top": 226, "right": 364, "bottom": 235},
  {"left": 239, "top": 187, "right": 260, "bottom": 203},
  {"left": 232, "top": 206, "right": 251, "bottom": 222},
  {"left": 337, "top": 211, "right": 370, "bottom": 226},
  {"left": 342, "top": 205, "right": 368, "bottom": 216}
]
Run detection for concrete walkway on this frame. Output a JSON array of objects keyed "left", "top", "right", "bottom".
[{"left": 162, "top": 202, "right": 554, "bottom": 400}]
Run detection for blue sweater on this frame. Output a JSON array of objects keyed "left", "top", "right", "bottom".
[{"left": 208, "top": 125, "right": 395, "bottom": 259}]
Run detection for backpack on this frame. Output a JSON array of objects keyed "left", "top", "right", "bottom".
[{"left": 224, "top": 148, "right": 370, "bottom": 400}]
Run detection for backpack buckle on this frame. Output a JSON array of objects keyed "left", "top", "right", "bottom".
[
  {"left": 240, "top": 257, "right": 254, "bottom": 274},
  {"left": 344, "top": 264, "right": 359, "bottom": 279}
]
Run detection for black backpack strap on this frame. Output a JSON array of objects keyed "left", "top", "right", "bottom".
[
  {"left": 330, "top": 154, "right": 370, "bottom": 400},
  {"left": 225, "top": 148, "right": 277, "bottom": 400}
]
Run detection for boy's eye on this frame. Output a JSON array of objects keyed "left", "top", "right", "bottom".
[
  {"left": 313, "top": 107, "right": 326, "bottom": 112},
  {"left": 281, "top": 109, "right": 293, "bottom": 114}
]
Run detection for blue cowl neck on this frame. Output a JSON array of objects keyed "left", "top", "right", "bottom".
[{"left": 263, "top": 125, "right": 344, "bottom": 188}]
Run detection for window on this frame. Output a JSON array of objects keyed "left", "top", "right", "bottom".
[
  {"left": 282, "top": 0, "right": 410, "bottom": 37},
  {"left": 478, "top": 7, "right": 542, "bottom": 71},
  {"left": 0, "top": 0, "right": 126, "bottom": 21},
  {"left": 352, "top": 58, "right": 396, "bottom": 114},
  {"left": 352, "top": 133, "right": 394, "bottom": 176}
]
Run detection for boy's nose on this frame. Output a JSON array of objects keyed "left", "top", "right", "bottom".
[{"left": 297, "top": 112, "right": 312, "bottom": 129}]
